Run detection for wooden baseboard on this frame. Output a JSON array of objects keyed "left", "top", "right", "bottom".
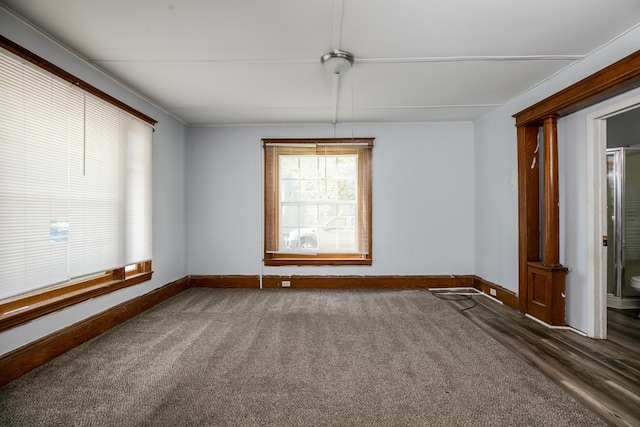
[
  {"left": 0, "top": 277, "right": 189, "bottom": 388},
  {"left": 188, "top": 274, "right": 519, "bottom": 310},
  {"left": 189, "top": 275, "right": 261, "bottom": 288},
  {"left": 473, "top": 276, "right": 519, "bottom": 309},
  {"left": 189, "top": 274, "right": 476, "bottom": 289}
]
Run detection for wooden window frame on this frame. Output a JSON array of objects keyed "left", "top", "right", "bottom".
[
  {"left": 0, "top": 37, "right": 156, "bottom": 332},
  {"left": 263, "top": 138, "right": 373, "bottom": 266},
  {"left": 0, "top": 261, "right": 152, "bottom": 333},
  {"left": 0, "top": 35, "right": 156, "bottom": 126}
]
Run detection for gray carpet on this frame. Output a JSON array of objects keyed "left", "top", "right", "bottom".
[{"left": 0, "top": 289, "right": 605, "bottom": 426}]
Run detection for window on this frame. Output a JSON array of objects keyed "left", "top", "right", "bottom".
[
  {"left": 263, "top": 138, "right": 373, "bottom": 265},
  {"left": 0, "top": 37, "right": 154, "bottom": 331}
]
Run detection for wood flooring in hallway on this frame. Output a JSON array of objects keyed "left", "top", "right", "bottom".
[{"left": 441, "top": 291, "right": 640, "bottom": 427}]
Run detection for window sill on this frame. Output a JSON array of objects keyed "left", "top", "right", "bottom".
[
  {"left": 0, "top": 270, "right": 152, "bottom": 333},
  {"left": 264, "top": 258, "right": 372, "bottom": 266}
]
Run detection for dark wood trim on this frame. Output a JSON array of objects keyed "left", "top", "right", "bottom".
[
  {"left": 0, "top": 263, "right": 153, "bottom": 333},
  {"left": 264, "top": 258, "right": 373, "bottom": 266},
  {"left": 517, "top": 124, "right": 541, "bottom": 313},
  {"left": 190, "top": 275, "right": 517, "bottom": 298},
  {"left": 514, "top": 49, "right": 640, "bottom": 126},
  {"left": 542, "top": 115, "right": 561, "bottom": 266},
  {"left": 262, "top": 275, "right": 476, "bottom": 289},
  {"left": 0, "top": 35, "right": 157, "bottom": 125},
  {"left": 473, "top": 276, "right": 519, "bottom": 310},
  {"left": 189, "top": 275, "right": 261, "bottom": 288},
  {"left": 0, "top": 277, "right": 189, "bottom": 387},
  {"left": 527, "top": 262, "right": 568, "bottom": 326},
  {"left": 189, "top": 274, "right": 476, "bottom": 289},
  {"left": 262, "top": 138, "right": 376, "bottom": 145}
]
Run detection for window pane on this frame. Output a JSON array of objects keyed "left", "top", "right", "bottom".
[{"left": 317, "top": 204, "right": 356, "bottom": 251}]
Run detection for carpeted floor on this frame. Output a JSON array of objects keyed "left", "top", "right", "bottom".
[{"left": 0, "top": 288, "right": 606, "bottom": 426}]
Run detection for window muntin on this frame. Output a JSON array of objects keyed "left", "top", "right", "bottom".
[{"left": 263, "top": 138, "right": 373, "bottom": 266}]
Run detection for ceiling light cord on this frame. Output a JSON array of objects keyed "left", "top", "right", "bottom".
[
  {"left": 351, "top": 64, "right": 355, "bottom": 139},
  {"left": 321, "top": 49, "right": 355, "bottom": 128}
]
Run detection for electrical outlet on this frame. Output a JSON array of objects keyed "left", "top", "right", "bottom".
[
  {"left": 282, "top": 280, "right": 291, "bottom": 288},
  {"left": 489, "top": 288, "right": 497, "bottom": 296}
]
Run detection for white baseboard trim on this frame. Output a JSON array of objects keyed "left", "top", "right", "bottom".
[{"left": 525, "top": 314, "right": 588, "bottom": 337}]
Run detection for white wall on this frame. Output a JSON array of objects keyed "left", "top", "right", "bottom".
[
  {"left": 187, "top": 123, "right": 475, "bottom": 277},
  {"left": 473, "top": 106, "right": 520, "bottom": 291},
  {"left": 474, "top": 25, "right": 640, "bottom": 332},
  {"left": 0, "top": 9, "right": 188, "bottom": 356}
]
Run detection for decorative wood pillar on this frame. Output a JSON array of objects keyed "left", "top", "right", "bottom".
[
  {"left": 542, "top": 115, "right": 561, "bottom": 267},
  {"left": 516, "top": 116, "right": 567, "bottom": 326},
  {"left": 517, "top": 125, "right": 540, "bottom": 314},
  {"left": 536, "top": 114, "right": 567, "bottom": 325}
]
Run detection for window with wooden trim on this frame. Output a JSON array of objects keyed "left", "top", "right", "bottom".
[
  {"left": 0, "top": 38, "right": 154, "bottom": 331},
  {"left": 263, "top": 138, "right": 373, "bottom": 266}
]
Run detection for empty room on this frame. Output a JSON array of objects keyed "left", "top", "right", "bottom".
[{"left": 1, "top": 1, "right": 640, "bottom": 425}]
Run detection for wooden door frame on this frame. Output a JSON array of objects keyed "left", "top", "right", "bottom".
[{"left": 514, "top": 49, "right": 640, "bottom": 326}]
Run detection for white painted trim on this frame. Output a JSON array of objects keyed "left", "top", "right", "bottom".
[
  {"left": 525, "top": 314, "right": 588, "bottom": 337},
  {"left": 586, "top": 112, "right": 608, "bottom": 339},
  {"left": 607, "top": 295, "right": 640, "bottom": 309},
  {"left": 259, "top": 142, "right": 264, "bottom": 290},
  {"left": 585, "top": 93, "right": 640, "bottom": 339},
  {"left": 479, "top": 293, "right": 504, "bottom": 305}
]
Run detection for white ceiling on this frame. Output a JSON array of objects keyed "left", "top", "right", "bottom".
[{"left": 2, "top": 0, "right": 640, "bottom": 126}]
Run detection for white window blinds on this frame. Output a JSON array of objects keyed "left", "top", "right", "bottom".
[{"left": 0, "top": 49, "right": 153, "bottom": 301}]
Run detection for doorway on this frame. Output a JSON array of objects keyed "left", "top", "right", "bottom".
[{"left": 587, "top": 94, "right": 640, "bottom": 338}]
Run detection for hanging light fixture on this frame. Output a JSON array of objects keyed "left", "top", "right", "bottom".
[{"left": 320, "top": 50, "right": 354, "bottom": 75}]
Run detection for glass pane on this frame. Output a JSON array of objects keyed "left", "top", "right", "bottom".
[
  {"left": 299, "top": 180, "right": 319, "bottom": 201},
  {"left": 300, "top": 156, "right": 320, "bottom": 179},
  {"left": 623, "top": 150, "right": 640, "bottom": 297},
  {"left": 280, "top": 156, "right": 299, "bottom": 179},
  {"left": 606, "top": 152, "right": 618, "bottom": 295},
  {"left": 280, "top": 204, "right": 318, "bottom": 251}
]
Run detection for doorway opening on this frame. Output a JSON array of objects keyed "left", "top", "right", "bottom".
[{"left": 587, "top": 94, "right": 640, "bottom": 338}]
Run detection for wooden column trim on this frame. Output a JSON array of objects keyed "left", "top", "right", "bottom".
[
  {"left": 527, "top": 262, "right": 568, "bottom": 326},
  {"left": 517, "top": 124, "right": 541, "bottom": 313},
  {"left": 542, "top": 115, "right": 561, "bottom": 267}
]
